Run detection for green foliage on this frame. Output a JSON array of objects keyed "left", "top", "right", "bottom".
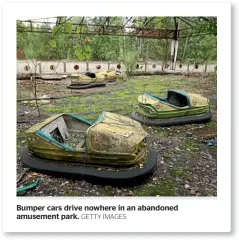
[
  {"left": 49, "top": 39, "right": 56, "bottom": 48},
  {"left": 118, "top": 50, "right": 139, "bottom": 76},
  {"left": 118, "top": 37, "right": 140, "bottom": 76},
  {"left": 39, "top": 45, "right": 46, "bottom": 53},
  {"left": 75, "top": 48, "right": 83, "bottom": 59},
  {"left": 90, "top": 35, "right": 121, "bottom": 60},
  {"left": 17, "top": 17, "right": 217, "bottom": 63},
  {"left": 75, "top": 45, "right": 91, "bottom": 60},
  {"left": 52, "top": 26, "right": 63, "bottom": 37},
  {"left": 182, "top": 35, "right": 217, "bottom": 63},
  {"left": 64, "top": 21, "right": 72, "bottom": 34},
  {"left": 76, "top": 26, "right": 81, "bottom": 34}
]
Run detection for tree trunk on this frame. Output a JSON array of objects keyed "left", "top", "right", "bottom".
[{"left": 204, "top": 62, "right": 208, "bottom": 73}]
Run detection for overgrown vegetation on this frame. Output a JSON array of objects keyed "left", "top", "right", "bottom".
[
  {"left": 18, "top": 74, "right": 216, "bottom": 122},
  {"left": 133, "top": 179, "right": 176, "bottom": 196},
  {"left": 17, "top": 73, "right": 217, "bottom": 197},
  {"left": 17, "top": 17, "right": 217, "bottom": 64},
  {"left": 16, "top": 16, "right": 217, "bottom": 197}
]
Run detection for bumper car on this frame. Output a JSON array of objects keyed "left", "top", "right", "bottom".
[
  {"left": 20, "top": 112, "right": 157, "bottom": 186},
  {"left": 131, "top": 90, "right": 212, "bottom": 126},
  {"left": 41, "top": 75, "right": 68, "bottom": 81},
  {"left": 100, "top": 69, "right": 117, "bottom": 82},
  {"left": 67, "top": 72, "right": 106, "bottom": 89}
]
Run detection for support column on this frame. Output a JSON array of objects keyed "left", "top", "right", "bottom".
[
  {"left": 171, "top": 17, "right": 180, "bottom": 71},
  {"left": 63, "top": 62, "right": 66, "bottom": 73},
  {"left": 171, "top": 40, "right": 179, "bottom": 70}
]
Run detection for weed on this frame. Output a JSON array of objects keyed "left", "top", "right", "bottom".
[{"left": 133, "top": 179, "right": 176, "bottom": 196}]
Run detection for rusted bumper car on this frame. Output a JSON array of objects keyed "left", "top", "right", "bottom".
[
  {"left": 20, "top": 112, "right": 157, "bottom": 186},
  {"left": 67, "top": 72, "right": 106, "bottom": 89},
  {"left": 131, "top": 90, "right": 212, "bottom": 126}
]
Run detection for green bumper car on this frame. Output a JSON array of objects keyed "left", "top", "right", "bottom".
[
  {"left": 131, "top": 90, "right": 212, "bottom": 126},
  {"left": 20, "top": 112, "right": 157, "bottom": 186}
]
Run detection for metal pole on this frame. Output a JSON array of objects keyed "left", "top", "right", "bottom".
[
  {"left": 171, "top": 18, "right": 180, "bottom": 70},
  {"left": 63, "top": 62, "right": 66, "bottom": 73}
]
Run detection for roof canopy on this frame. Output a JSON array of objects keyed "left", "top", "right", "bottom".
[{"left": 17, "top": 16, "right": 217, "bottom": 40}]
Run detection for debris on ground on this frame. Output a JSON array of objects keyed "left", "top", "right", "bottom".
[{"left": 17, "top": 74, "right": 217, "bottom": 197}]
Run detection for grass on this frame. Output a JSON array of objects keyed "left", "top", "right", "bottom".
[
  {"left": 181, "top": 139, "right": 201, "bottom": 152},
  {"left": 133, "top": 179, "right": 176, "bottom": 196},
  {"left": 64, "top": 191, "right": 81, "bottom": 196},
  {"left": 38, "top": 77, "right": 176, "bottom": 117},
  {"left": 17, "top": 132, "right": 27, "bottom": 150},
  {"left": 41, "top": 92, "right": 137, "bottom": 118},
  {"left": 171, "top": 168, "right": 192, "bottom": 180},
  {"left": 205, "top": 120, "right": 217, "bottom": 127},
  {"left": 104, "top": 185, "right": 114, "bottom": 196},
  {"left": 148, "top": 126, "right": 170, "bottom": 138},
  {"left": 17, "top": 74, "right": 217, "bottom": 197},
  {"left": 21, "top": 75, "right": 217, "bottom": 117}
]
